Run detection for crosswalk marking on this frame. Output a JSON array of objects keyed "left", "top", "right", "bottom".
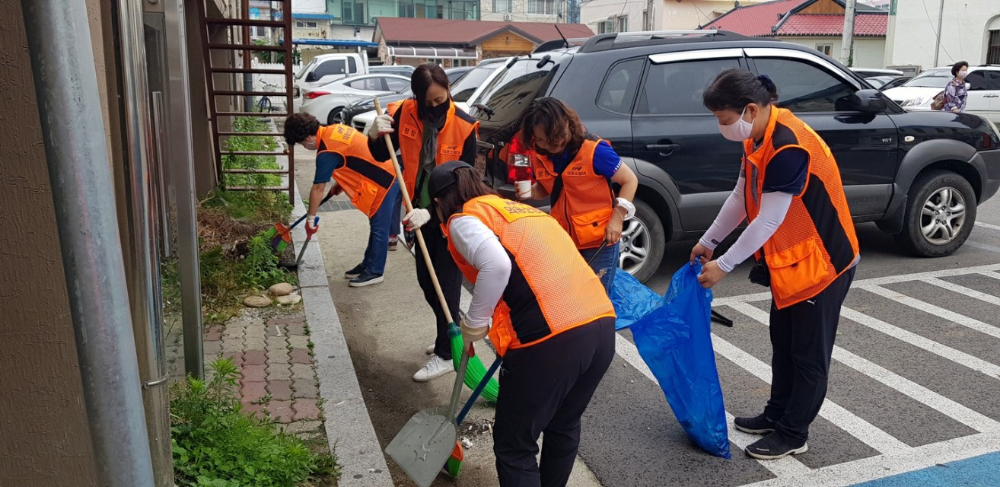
[
  {"left": 975, "top": 221, "right": 1000, "bottom": 231},
  {"left": 923, "top": 277, "right": 1000, "bottom": 307},
  {"left": 861, "top": 285, "right": 1000, "bottom": 341},
  {"left": 978, "top": 271, "right": 1000, "bottom": 281},
  {"left": 840, "top": 307, "right": 1000, "bottom": 379}
]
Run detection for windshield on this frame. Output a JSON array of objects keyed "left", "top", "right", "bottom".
[
  {"left": 903, "top": 70, "right": 951, "bottom": 88},
  {"left": 451, "top": 65, "right": 500, "bottom": 102},
  {"left": 296, "top": 59, "right": 316, "bottom": 80}
]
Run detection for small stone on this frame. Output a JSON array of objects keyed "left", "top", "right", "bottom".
[
  {"left": 276, "top": 294, "right": 302, "bottom": 306},
  {"left": 269, "top": 283, "right": 294, "bottom": 296},
  {"left": 244, "top": 295, "right": 271, "bottom": 308}
]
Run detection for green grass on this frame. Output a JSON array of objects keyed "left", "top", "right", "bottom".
[{"left": 223, "top": 117, "right": 283, "bottom": 188}]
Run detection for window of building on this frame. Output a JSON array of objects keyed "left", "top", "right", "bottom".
[
  {"left": 494, "top": 0, "right": 511, "bottom": 13},
  {"left": 989, "top": 30, "right": 1000, "bottom": 64},
  {"left": 752, "top": 58, "right": 856, "bottom": 112},
  {"left": 343, "top": 2, "right": 365, "bottom": 24},
  {"left": 637, "top": 58, "right": 741, "bottom": 115},
  {"left": 816, "top": 44, "right": 832, "bottom": 56},
  {"left": 618, "top": 16, "right": 628, "bottom": 33},
  {"left": 527, "top": 0, "right": 556, "bottom": 15},
  {"left": 597, "top": 20, "right": 614, "bottom": 34}
]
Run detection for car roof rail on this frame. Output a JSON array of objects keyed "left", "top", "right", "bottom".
[
  {"left": 578, "top": 29, "right": 749, "bottom": 53},
  {"left": 533, "top": 37, "right": 589, "bottom": 54}
]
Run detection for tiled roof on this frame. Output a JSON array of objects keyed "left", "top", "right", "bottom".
[
  {"left": 375, "top": 17, "right": 594, "bottom": 45},
  {"left": 703, "top": 0, "right": 887, "bottom": 37}
]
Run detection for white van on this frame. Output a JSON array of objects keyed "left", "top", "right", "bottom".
[{"left": 293, "top": 53, "right": 367, "bottom": 113}]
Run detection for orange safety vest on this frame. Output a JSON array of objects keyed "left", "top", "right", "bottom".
[
  {"left": 443, "top": 195, "right": 616, "bottom": 357},
  {"left": 317, "top": 124, "right": 397, "bottom": 218},
  {"left": 743, "top": 107, "right": 860, "bottom": 309},
  {"left": 531, "top": 138, "right": 616, "bottom": 249},
  {"left": 386, "top": 98, "right": 479, "bottom": 199}
]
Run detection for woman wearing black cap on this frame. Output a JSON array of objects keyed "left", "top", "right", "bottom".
[{"left": 410, "top": 160, "right": 616, "bottom": 487}]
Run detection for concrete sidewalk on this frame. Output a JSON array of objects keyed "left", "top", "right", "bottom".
[{"left": 295, "top": 150, "right": 604, "bottom": 486}]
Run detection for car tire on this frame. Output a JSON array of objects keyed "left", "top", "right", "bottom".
[
  {"left": 620, "top": 198, "right": 666, "bottom": 283},
  {"left": 893, "top": 170, "right": 977, "bottom": 257},
  {"left": 327, "top": 107, "right": 345, "bottom": 125}
]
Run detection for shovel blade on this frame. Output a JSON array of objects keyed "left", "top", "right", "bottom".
[{"left": 386, "top": 408, "right": 458, "bottom": 487}]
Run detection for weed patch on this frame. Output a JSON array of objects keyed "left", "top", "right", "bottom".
[{"left": 223, "top": 117, "right": 282, "bottom": 188}]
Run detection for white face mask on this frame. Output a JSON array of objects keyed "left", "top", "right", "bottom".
[
  {"left": 958, "top": 70, "right": 969, "bottom": 79},
  {"left": 719, "top": 106, "right": 754, "bottom": 142},
  {"left": 302, "top": 138, "right": 317, "bottom": 151}
]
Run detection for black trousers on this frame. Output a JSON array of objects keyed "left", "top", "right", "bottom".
[
  {"left": 764, "top": 266, "right": 856, "bottom": 446},
  {"left": 414, "top": 212, "right": 463, "bottom": 360},
  {"left": 493, "top": 317, "right": 615, "bottom": 487}
]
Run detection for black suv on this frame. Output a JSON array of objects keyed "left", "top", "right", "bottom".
[{"left": 469, "top": 31, "right": 1000, "bottom": 282}]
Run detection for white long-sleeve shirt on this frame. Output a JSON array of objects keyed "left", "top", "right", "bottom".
[{"left": 447, "top": 216, "right": 511, "bottom": 329}]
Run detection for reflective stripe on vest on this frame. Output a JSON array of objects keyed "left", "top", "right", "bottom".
[
  {"left": 743, "top": 107, "right": 860, "bottom": 309},
  {"left": 532, "top": 138, "right": 615, "bottom": 249},
  {"left": 443, "top": 195, "right": 616, "bottom": 357},
  {"left": 387, "top": 99, "right": 479, "bottom": 199},
  {"left": 317, "top": 124, "right": 396, "bottom": 218}
]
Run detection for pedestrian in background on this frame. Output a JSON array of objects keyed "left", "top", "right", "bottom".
[
  {"left": 944, "top": 61, "right": 969, "bottom": 114},
  {"left": 517, "top": 97, "right": 639, "bottom": 293},
  {"left": 415, "top": 160, "right": 615, "bottom": 487},
  {"left": 691, "top": 69, "right": 859, "bottom": 460},
  {"left": 367, "top": 63, "right": 479, "bottom": 382}
]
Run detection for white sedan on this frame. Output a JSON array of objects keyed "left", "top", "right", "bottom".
[{"left": 299, "top": 74, "right": 411, "bottom": 125}]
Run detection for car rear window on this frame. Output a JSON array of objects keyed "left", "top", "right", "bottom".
[
  {"left": 471, "top": 56, "right": 561, "bottom": 126},
  {"left": 903, "top": 70, "right": 951, "bottom": 88},
  {"left": 451, "top": 64, "right": 499, "bottom": 102}
]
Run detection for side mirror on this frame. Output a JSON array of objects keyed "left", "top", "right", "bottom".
[{"left": 852, "top": 89, "right": 887, "bottom": 113}]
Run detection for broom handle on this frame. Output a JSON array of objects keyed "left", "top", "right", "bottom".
[
  {"left": 374, "top": 98, "right": 454, "bottom": 325},
  {"left": 289, "top": 191, "right": 336, "bottom": 229}
]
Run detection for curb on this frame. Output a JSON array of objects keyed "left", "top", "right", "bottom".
[{"left": 290, "top": 181, "right": 393, "bottom": 486}]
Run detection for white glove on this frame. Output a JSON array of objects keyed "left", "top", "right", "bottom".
[
  {"left": 403, "top": 208, "right": 431, "bottom": 231},
  {"left": 367, "top": 114, "right": 394, "bottom": 139},
  {"left": 461, "top": 318, "right": 489, "bottom": 346}
]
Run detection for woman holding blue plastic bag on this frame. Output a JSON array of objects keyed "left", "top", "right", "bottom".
[{"left": 691, "top": 69, "right": 859, "bottom": 460}]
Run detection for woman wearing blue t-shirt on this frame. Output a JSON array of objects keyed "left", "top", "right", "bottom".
[{"left": 518, "top": 98, "right": 639, "bottom": 292}]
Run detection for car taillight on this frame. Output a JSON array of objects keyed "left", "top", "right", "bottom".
[
  {"left": 304, "top": 91, "right": 330, "bottom": 100},
  {"left": 506, "top": 135, "right": 534, "bottom": 184}
]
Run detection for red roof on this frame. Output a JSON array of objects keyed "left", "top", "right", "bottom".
[
  {"left": 704, "top": 0, "right": 887, "bottom": 37},
  {"left": 375, "top": 17, "right": 594, "bottom": 45}
]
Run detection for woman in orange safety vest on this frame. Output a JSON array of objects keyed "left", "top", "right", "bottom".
[
  {"left": 691, "top": 69, "right": 859, "bottom": 461},
  {"left": 366, "top": 63, "right": 479, "bottom": 382},
  {"left": 407, "top": 160, "right": 615, "bottom": 487},
  {"left": 517, "top": 98, "right": 639, "bottom": 293}
]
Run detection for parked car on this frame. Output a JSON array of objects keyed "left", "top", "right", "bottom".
[
  {"left": 446, "top": 66, "right": 475, "bottom": 84},
  {"left": 370, "top": 65, "right": 415, "bottom": 77},
  {"left": 299, "top": 74, "right": 410, "bottom": 125},
  {"left": 865, "top": 75, "right": 910, "bottom": 91},
  {"left": 851, "top": 67, "right": 905, "bottom": 78},
  {"left": 292, "top": 53, "right": 367, "bottom": 113},
  {"left": 883, "top": 66, "right": 1000, "bottom": 122},
  {"left": 470, "top": 31, "right": 1000, "bottom": 282}
]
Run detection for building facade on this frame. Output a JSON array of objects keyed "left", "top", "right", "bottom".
[
  {"left": 885, "top": 0, "right": 1000, "bottom": 71},
  {"left": 581, "top": 0, "right": 771, "bottom": 36}
]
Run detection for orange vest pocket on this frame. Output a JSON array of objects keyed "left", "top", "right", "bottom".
[
  {"left": 569, "top": 206, "right": 613, "bottom": 248},
  {"left": 767, "top": 238, "right": 829, "bottom": 304},
  {"left": 351, "top": 179, "right": 380, "bottom": 217}
]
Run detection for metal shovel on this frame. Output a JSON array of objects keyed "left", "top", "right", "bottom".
[{"left": 386, "top": 335, "right": 472, "bottom": 487}]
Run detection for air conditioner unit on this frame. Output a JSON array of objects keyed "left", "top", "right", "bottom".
[
  {"left": 503, "top": 13, "right": 513, "bottom": 21},
  {"left": 371, "top": 17, "right": 378, "bottom": 24}
]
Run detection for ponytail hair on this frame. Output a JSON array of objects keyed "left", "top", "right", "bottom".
[{"left": 703, "top": 68, "right": 778, "bottom": 113}]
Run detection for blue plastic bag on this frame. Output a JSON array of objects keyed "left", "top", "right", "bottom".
[
  {"left": 611, "top": 264, "right": 731, "bottom": 458},
  {"left": 609, "top": 270, "right": 660, "bottom": 330}
]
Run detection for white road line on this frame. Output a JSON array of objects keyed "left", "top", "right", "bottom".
[
  {"left": 739, "top": 432, "right": 1000, "bottom": 487},
  {"left": 923, "top": 277, "right": 1000, "bottom": 308},
  {"left": 840, "top": 307, "right": 1000, "bottom": 380},
  {"left": 975, "top": 221, "right": 1000, "bottom": 231},
  {"left": 980, "top": 271, "right": 1000, "bottom": 281},
  {"left": 613, "top": 334, "right": 812, "bottom": 478},
  {"left": 861, "top": 285, "right": 1000, "bottom": 341},
  {"left": 710, "top": 331, "right": 910, "bottom": 454}
]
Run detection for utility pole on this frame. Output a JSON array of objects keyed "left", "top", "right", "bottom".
[
  {"left": 932, "top": 0, "right": 945, "bottom": 67},
  {"left": 646, "top": 0, "right": 656, "bottom": 30},
  {"left": 840, "top": 0, "right": 856, "bottom": 66}
]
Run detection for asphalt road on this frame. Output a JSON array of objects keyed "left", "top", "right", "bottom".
[{"left": 298, "top": 147, "right": 1000, "bottom": 486}]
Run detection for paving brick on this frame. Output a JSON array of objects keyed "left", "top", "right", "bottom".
[
  {"left": 268, "top": 349, "right": 290, "bottom": 364},
  {"left": 240, "top": 381, "right": 268, "bottom": 404},
  {"left": 280, "top": 420, "right": 322, "bottom": 436},
  {"left": 244, "top": 325, "right": 266, "bottom": 338},
  {"left": 267, "top": 400, "right": 295, "bottom": 423},
  {"left": 288, "top": 335, "right": 309, "bottom": 349},
  {"left": 244, "top": 335, "right": 266, "bottom": 350},
  {"left": 268, "top": 316, "right": 304, "bottom": 327},
  {"left": 285, "top": 323, "right": 307, "bottom": 336},
  {"left": 204, "top": 326, "right": 223, "bottom": 342},
  {"left": 268, "top": 363, "right": 292, "bottom": 381},
  {"left": 267, "top": 380, "right": 293, "bottom": 401},
  {"left": 289, "top": 348, "right": 313, "bottom": 364},
  {"left": 265, "top": 324, "right": 286, "bottom": 337},
  {"left": 221, "top": 339, "right": 244, "bottom": 353},
  {"left": 265, "top": 337, "right": 288, "bottom": 351},
  {"left": 243, "top": 349, "right": 267, "bottom": 365},
  {"left": 203, "top": 340, "right": 222, "bottom": 356},
  {"left": 292, "top": 399, "right": 321, "bottom": 421},
  {"left": 221, "top": 352, "right": 244, "bottom": 366},
  {"left": 292, "top": 379, "right": 318, "bottom": 399},
  {"left": 290, "top": 363, "right": 314, "bottom": 381},
  {"left": 222, "top": 326, "right": 245, "bottom": 340},
  {"left": 241, "top": 364, "right": 267, "bottom": 382},
  {"left": 240, "top": 402, "right": 268, "bottom": 421}
]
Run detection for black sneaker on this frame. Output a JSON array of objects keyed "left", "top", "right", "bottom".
[
  {"left": 745, "top": 432, "right": 808, "bottom": 460},
  {"left": 344, "top": 264, "right": 365, "bottom": 279},
  {"left": 349, "top": 271, "right": 384, "bottom": 288},
  {"left": 734, "top": 414, "right": 777, "bottom": 435}
]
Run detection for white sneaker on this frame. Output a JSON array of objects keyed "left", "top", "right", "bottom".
[
  {"left": 425, "top": 344, "right": 435, "bottom": 355},
  {"left": 413, "top": 354, "right": 454, "bottom": 382}
]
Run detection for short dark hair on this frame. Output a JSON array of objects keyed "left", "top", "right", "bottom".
[
  {"left": 283, "top": 113, "right": 320, "bottom": 145},
  {"left": 433, "top": 166, "right": 498, "bottom": 221},
  {"left": 411, "top": 63, "right": 451, "bottom": 120},
  {"left": 952, "top": 61, "right": 969, "bottom": 77},
  {"left": 519, "top": 97, "right": 587, "bottom": 155},
  {"left": 703, "top": 68, "right": 779, "bottom": 113}
]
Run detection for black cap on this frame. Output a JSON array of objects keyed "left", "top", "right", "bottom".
[{"left": 428, "top": 160, "right": 472, "bottom": 199}]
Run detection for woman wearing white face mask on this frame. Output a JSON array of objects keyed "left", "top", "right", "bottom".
[
  {"left": 690, "top": 69, "right": 859, "bottom": 461},
  {"left": 944, "top": 61, "right": 969, "bottom": 114}
]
